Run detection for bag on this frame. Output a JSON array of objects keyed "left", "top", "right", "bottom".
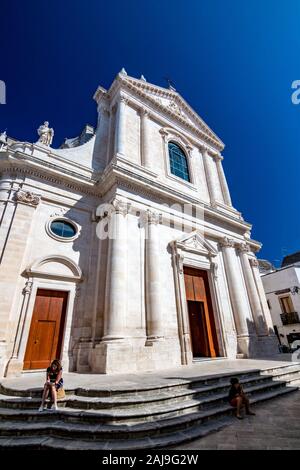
[{"left": 57, "top": 387, "right": 65, "bottom": 400}]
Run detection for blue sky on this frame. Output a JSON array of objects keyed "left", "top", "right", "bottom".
[{"left": 1, "top": 0, "right": 300, "bottom": 266}]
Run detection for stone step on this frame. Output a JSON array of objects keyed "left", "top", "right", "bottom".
[
  {"left": 0, "top": 368, "right": 262, "bottom": 399},
  {"left": 0, "top": 386, "right": 296, "bottom": 449},
  {"left": 262, "top": 368, "right": 300, "bottom": 382},
  {"left": 0, "top": 417, "right": 233, "bottom": 450},
  {"left": 0, "top": 379, "right": 295, "bottom": 425},
  {"left": 0, "top": 373, "right": 277, "bottom": 411},
  {"left": 261, "top": 363, "right": 300, "bottom": 376}
]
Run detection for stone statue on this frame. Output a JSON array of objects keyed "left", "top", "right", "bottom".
[
  {"left": 0, "top": 130, "right": 7, "bottom": 147},
  {"left": 37, "top": 121, "right": 54, "bottom": 146}
]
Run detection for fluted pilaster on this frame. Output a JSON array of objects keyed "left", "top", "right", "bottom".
[
  {"left": 145, "top": 210, "right": 164, "bottom": 342},
  {"left": 220, "top": 237, "right": 250, "bottom": 340},
  {"left": 103, "top": 199, "right": 130, "bottom": 340},
  {"left": 237, "top": 243, "right": 267, "bottom": 335},
  {"left": 114, "top": 95, "right": 127, "bottom": 157},
  {"left": 140, "top": 109, "right": 152, "bottom": 169},
  {"left": 214, "top": 154, "right": 232, "bottom": 206},
  {"left": 201, "top": 146, "right": 218, "bottom": 206}
]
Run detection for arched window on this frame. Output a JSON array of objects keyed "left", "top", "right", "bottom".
[{"left": 168, "top": 142, "right": 190, "bottom": 182}]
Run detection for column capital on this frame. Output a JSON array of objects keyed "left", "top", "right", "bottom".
[
  {"left": 199, "top": 144, "right": 209, "bottom": 154},
  {"left": 15, "top": 190, "right": 41, "bottom": 207},
  {"left": 111, "top": 198, "right": 131, "bottom": 216},
  {"left": 119, "top": 93, "right": 129, "bottom": 105},
  {"left": 159, "top": 128, "right": 169, "bottom": 141},
  {"left": 236, "top": 242, "right": 251, "bottom": 253},
  {"left": 219, "top": 236, "right": 235, "bottom": 248},
  {"left": 212, "top": 153, "right": 223, "bottom": 162},
  {"left": 140, "top": 107, "right": 150, "bottom": 118},
  {"left": 146, "top": 210, "right": 160, "bottom": 225},
  {"left": 249, "top": 258, "right": 259, "bottom": 268}
]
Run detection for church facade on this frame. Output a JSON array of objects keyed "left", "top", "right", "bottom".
[{"left": 0, "top": 71, "right": 277, "bottom": 378}]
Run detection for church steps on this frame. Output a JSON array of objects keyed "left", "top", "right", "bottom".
[
  {"left": 0, "top": 387, "right": 297, "bottom": 449},
  {"left": 0, "top": 373, "right": 284, "bottom": 412},
  {"left": 0, "top": 369, "right": 262, "bottom": 399},
  {"left": 261, "top": 365, "right": 300, "bottom": 381},
  {"left": 0, "top": 364, "right": 299, "bottom": 449},
  {"left": 0, "top": 378, "right": 296, "bottom": 425},
  {"left": 0, "top": 415, "right": 232, "bottom": 450}
]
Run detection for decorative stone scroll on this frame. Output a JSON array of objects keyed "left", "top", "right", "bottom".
[{"left": 15, "top": 190, "right": 41, "bottom": 207}]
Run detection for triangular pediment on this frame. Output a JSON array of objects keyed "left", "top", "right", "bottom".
[
  {"left": 119, "top": 74, "right": 224, "bottom": 150},
  {"left": 174, "top": 231, "right": 218, "bottom": 257}
]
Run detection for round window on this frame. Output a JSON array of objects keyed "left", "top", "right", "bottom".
[{"left": 50, "top": 219, "right": 77, "bottom": 239}]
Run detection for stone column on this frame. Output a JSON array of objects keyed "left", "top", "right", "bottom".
[
  {"left": 201, "top": 146, "right": 218, "bottom": 206},
  {"left": 140, "top": 109, "right": 152, "bottom": 169},
  {"left": 145, "top": 210, "right": 164, "bottom": 342},
  {"left": 94, "top": 104, "right": 110, "bottom": 171},
  {"left": 237, "top": 243, "right": 267, "bottom": 335},
  {"left": 114, "top": 95, "right": 127, "bottom": 157},
  {"left": 103, "top": 199, "right": 130, "bottom": 340},
  {"left": 214, "top": 154, "right": 232, "bottom": 206},
  {"left": 171, "top": 249, "right": 193, "bottom": 364},
  {"left": 249, "top": 258, "right": 275, "bottom": 334},
  {"left": 220, "top": 237, "right": 251, "bottom": 355}
]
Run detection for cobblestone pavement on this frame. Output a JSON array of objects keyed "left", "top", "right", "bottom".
[{"left": 174, "top": 391, "right": 300, "bottom": 450}]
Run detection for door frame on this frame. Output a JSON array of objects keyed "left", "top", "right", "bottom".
[
  {"left": 23, "top": 288, "right": 69, "bottom": 370},
  {"left": 170, "top": 233, "right": 227, "bottom": 365},
  {"left": 20, "top": 280, "right": 75, "bottom": 372},
  {"left": 5, "top": 255, "right": 82, "bottom": 377},
  {"left": 185, "top": 269, "right": 219, "bottom": 358}
]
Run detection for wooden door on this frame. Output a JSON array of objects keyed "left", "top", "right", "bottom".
[
  {"left": 23, "top": 289, "right": 68, "bottom": 370},
  {"left": 184, "top": 267, "right": 219, "bottom": 358}
]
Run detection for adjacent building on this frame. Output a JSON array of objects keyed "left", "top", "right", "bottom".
[{"left": 261, "top": 253, "right": 300, "bottom": 350}]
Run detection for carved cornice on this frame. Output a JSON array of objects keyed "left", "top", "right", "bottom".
[
  {"left": 114, "top": 75, "right": 224, "bottom": 151},
  {"left": 0, "top": 163, "right": 98, "bottom": 198},
  {"left": 15, "top": 190, "right": 41, "bottom": 206}
]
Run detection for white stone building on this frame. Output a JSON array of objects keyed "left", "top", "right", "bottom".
[
  {"left": 0, "top": 70, "right": 277, "bottom": 378},
  {"left": 261, "top": 254, "right": 300, "bottom": 349}
]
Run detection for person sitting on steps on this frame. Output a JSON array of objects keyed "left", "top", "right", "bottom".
[
  {"left": 39, "top": 359, "right": 63, "bottom": 412},
  {"left": 228, "top": 377, "right": 256, "bottom": 419}
]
